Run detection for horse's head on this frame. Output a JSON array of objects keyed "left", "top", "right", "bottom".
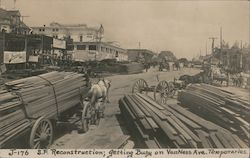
[{"left": 98, "top": 78, "right": 111, "bottom": 89}]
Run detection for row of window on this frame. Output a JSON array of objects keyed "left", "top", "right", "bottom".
[
  {"left": 39, "top": 28, "right": 59, "bottom": 32},
  {"left": 39, "top": 28, "right": 45, "bottom": 32},
  {"left": 76, "top": 45, "right": 97, "bottom": 50},
  {"left": 49, "top": 35, "right": 89, "bottom": 42},
  {"left": 52, "top": 28, "right": 59, "bottom": 32},
  {"left": 75, "top": 45, "right": 124, "bottom": 56}
]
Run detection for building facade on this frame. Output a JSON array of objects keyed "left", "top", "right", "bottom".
[
  {"left": 31, "top": 22, "right": 103, "bottom": 42},
  {"left": 71, "top": 41, "right": 128, "bottom": 62},
  {"left": 0, "top": 8, "right": 30, "bottom": 34}
]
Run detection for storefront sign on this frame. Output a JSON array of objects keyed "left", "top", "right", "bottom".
[
  {"left": 29, "top": 55, "right": 39, "bottom": 62},
  {"left": 53, "top": 38, "right": 66, "bottom": 49},
  {"left": 4, "top": 51, "right": 26, "bottom": 64}
]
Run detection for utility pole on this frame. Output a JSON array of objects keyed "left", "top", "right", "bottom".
[
  {"left": 220, "top": 27, "right": 223, "bottom": 65},
  {"left": 139, "top": 42, "right": 141, "bottom": 49},
  {"left": 206, "top": 40, "right": 208, "bottom": 55},
  {"left": 209, "top": 37, "right": 217, "bottom": 54},
  {"left": 220, "top": 27, "right": 222, "bottom": 50},
  {"left": 13, "top": 0, "right": 16, "bottom": 9}
]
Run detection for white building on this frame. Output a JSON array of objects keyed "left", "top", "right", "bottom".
[{"left": 31, "top": 22, "right": 103, "bottom": 42}]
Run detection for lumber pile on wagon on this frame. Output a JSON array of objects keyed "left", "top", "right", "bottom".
[
  {"left": 178, "top": 83, "right": 249, "bottom": 145},
  {"left": 0, "top": 71, "right": 89, "bottom": 147},
  {"left": 0, "top": 90, "right": 30, "bottom": 148},
  {"left": 119, "top": 93, "right": 248, "bottom": 148}
]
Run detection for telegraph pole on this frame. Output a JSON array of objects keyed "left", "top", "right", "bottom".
[{"left": 139, "top": 42, "right": 141, "bottom": 49}]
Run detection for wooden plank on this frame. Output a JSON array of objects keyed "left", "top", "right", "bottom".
[
  {"left": 146, "top": 117, "right": 158, "bottom": 129},
  {"left": 170, "top": 115, "right": 201, "bottom": 143},
  {"left": 169, "top": 104, "right": 218, "bottom": 131},
  {"left": 240, "top": 126, "right": 250, "bottom": 139},
  {"left": 134, "top": 99, "right": 176, "bottom": 140},
  {"left": 235, "top": 117, "right": 249, "bottom": 126},
  {"left": 124, "top": 95, "right": 145, "bottom": 118},
  {"left": 163, "top": 104, "right": 201, "bottom": 129},
  {"left": 134, "top": 122, "right": 149, "bottom": 140},
  {"left": 209, "top": 132, "right": 224, "bottom": 148},
  {"left": 136, "top": 93, "right": 165, "bottom": 110},
  {"left": 139, "top": 118, "right": 152, "bottom": 131},
  {"left": 129, "top": 95, "right": 151, "bottom": 117},
  {"left": 215, "top": 132, "right": 232, "bottom": 148},
  {"left": 231, "top": 134, "right": 248, "bottom": 148},
  {"left": 220, "top": 107, "right": 239, "bottom": 116},
  {"left": 119, "top": 99, "right": 136, "bottom": 120},
  {"left": 174, "top": 136, "right": 186, "bottom": 147},
  {"left": 166, "top": 116, "right": 192, "bottom": 141},
  {"left": 196, "top": 130, "right": 211, "bottom": 148},
  {"left": 222, "top": 133, "right": 240, "bottom": 148},
  {"left": 145, "top": 139, "right": 159, "bottom": 148},
  {"left": 135, "top": 94, "right": 168, "bottom": 120}
]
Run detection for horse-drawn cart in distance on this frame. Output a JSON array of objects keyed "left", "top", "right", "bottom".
[
  {"left": 132, "top": 78, "right": 185, "bottom": 104},
  {"left": 0, "top": 71, "right": 93, "bottom": 149}
]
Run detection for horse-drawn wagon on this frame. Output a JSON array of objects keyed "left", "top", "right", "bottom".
[
  {"left": 132, "top": 78, "right": 182, "bottom": 104},
  {"left": 0, "top": 71, "right": 92, "bottom": 149}
]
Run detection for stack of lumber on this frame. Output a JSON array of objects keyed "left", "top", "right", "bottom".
[
  {"left": 89, "top": 62, "right": 144, "bottom": 74},
  {"left": 0, "top": 71, "right": 89, "bottom": 147},
  {"left": 5, "top": 71, "right": 89, "bottom": 118},
  {"left": 121, "top": 63, "right": 144, "bottom": 74},
  {"left": 178, "top": 83, "right": 249, "bottom": 144},
  {"left": 0, "top": 90, "right": 30, "bottom": 148},
  {"left": 119, "top": 93, "right": 248, "bottom": 148}
]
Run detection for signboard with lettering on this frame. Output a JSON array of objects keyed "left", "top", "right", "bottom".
[
  {"left": 53, "top": 38, "right": 66, "bottom": 49},
  {"left": 4, "top": 51, "right": 26, "bottom": 64},
  {"left": 28, "top": 55, "right": 39, "bottom": 62}
]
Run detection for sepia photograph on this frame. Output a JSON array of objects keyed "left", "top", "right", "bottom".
[{"left": 0, "top": 0, "right": 249, "bottom": 156}]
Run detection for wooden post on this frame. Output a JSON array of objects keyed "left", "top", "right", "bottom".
[
  {"left": 25, "top": 35, "right": 28, "bottom": 69},
  {"left": 2, "top": 32, "right": 5, "bottom": 64},
  {"left": 41, "top": 35, "right": 44, "bottom": 65}
]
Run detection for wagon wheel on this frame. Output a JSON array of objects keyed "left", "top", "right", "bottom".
[
  {"left": 168, "top": 81, "right": 176, "bottom": 97},
  {"left": 81, "top": 103, "right": 91, "bottom": 133},
  {"left": 154, "top": 80, "right": 169, "bottom": 104},
  {"left": 29, "top": 117, "right": 53, "bottom": 149},
  {"left": 132, "top": 79, "right": 148, "bottom": 94}
]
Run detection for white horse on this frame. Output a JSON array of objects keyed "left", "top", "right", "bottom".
[{"left": 86, "top": 78, "right": 111, "bottom": 114}]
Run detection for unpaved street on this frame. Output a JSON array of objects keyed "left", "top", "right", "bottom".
[{"left": 51, "top": 68, "right": 201, "bottom": 148}]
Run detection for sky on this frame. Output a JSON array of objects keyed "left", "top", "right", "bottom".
[{"left": 1, "top": 0, "right": 249, "bottom": 59}]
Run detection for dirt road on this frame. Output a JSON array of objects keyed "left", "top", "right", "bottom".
[{"left": 51, "top": 68, "right": 201, "bottom": 148}]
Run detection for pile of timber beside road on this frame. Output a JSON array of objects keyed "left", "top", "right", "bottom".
[
  {"left": 178, "top": 84, "right": 249, "bottom": 145},
  {"left": 91, "top": 62, "right": 144, "bottom": 75},
  {"left": 119, "top": 93, "right": 248, "bottom": 148},
  {"left": 0, "top": 71, "right": 89, "bottom": 148}
]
